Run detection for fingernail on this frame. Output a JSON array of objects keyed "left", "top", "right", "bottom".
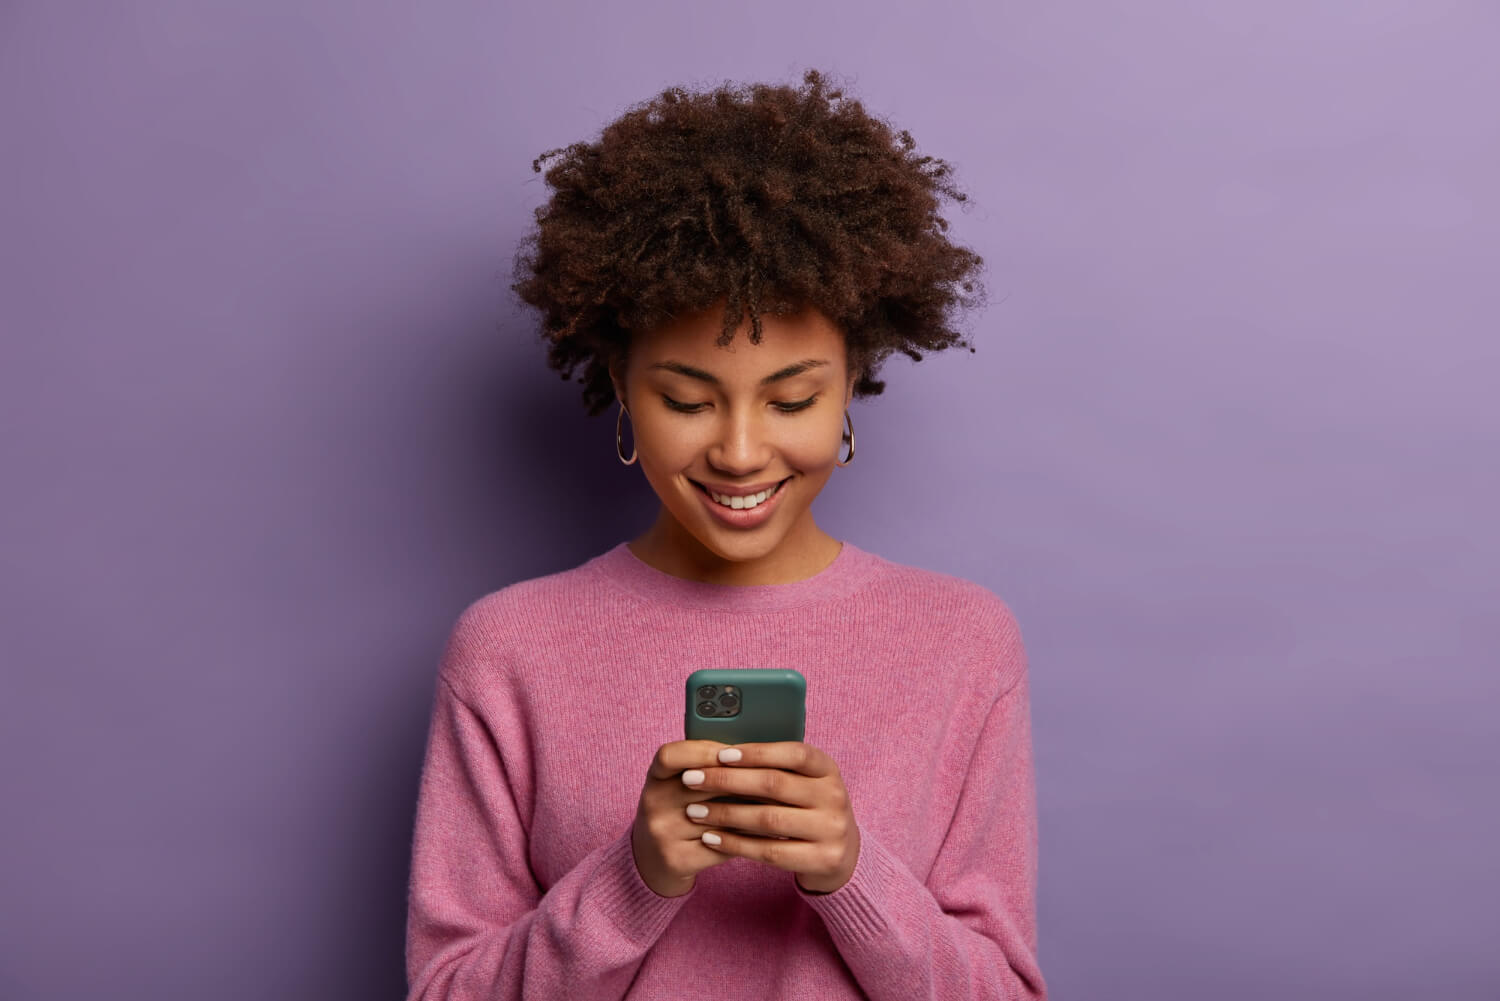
[
  {"left": 717, "top": 747, "right": 742, "bottom": 763},
  {"left": 686, "top": 803, "right": 709, "bottom": 819},
  {"left": 682, "top": 769, "right": 705, "bottom": 786},
  {"left": 701, "top": 831, "right": 722, "bottom": 846}
]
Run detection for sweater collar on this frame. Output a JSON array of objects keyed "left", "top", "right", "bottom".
[{"left": 590, "top": 539, "right": 877, "bottom": 612}]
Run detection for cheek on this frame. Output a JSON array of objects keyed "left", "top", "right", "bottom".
[
  {"left": 750, "top": 415, "right": 842, "bottom": 468},
  {"left": 790, "top": 412, "right": 847, "bottom": 460},
  {"left": 784, "top": 429, "right": 840, "bottom": 468},
  {"left": 632, "top": 416, "right": 699, "bottom": 469}
]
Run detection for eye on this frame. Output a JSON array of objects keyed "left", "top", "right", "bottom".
[
  {"left": 774, "top": 394, "right": 820, "bottom": 413},
  {"left": 661, "top": 395, "right": 707, "bottom": 413}
]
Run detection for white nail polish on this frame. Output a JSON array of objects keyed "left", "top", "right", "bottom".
[
  {"left": 682, "top": 769, "right": 705, "bottom": 786},
  {"left": 717, "top": 747, "right": 742, "bottom": 763},
  {"left": 702, "top": 831, "right": 722, "bottom": 846},
  {"left": 686, "top": 803, "right": 709, "bottom": 819}
]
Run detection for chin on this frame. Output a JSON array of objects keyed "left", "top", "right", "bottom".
[
  {"left": 688, "top": 523, "right": 789, "bottom": 564},
  {"left": 715, "top": 534, "right": 784, "bottom": 560}
]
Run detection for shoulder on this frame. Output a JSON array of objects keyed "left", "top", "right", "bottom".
[
  {"left": 435, "top": 551, "right": 614, "bottom": 692},
  {"left": 860, "top": 546, "right": 1021, "bottom": 633},
  {"left": 858, "top": 546, "right": 1028, "bottom": 689}
]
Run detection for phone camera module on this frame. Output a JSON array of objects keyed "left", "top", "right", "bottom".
[{"left": 694, "top": 682, "right": 742, "bottom": 718}]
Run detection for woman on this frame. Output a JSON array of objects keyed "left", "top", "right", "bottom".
[{"left": 405, "top": 70, "right": 1046, "bottom": 1001}]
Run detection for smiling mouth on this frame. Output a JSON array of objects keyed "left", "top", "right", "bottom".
[{"left": 690, "top": 477, "right": 792, "bottom": 510}]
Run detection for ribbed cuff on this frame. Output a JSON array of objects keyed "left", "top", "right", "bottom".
[
  {"left": 589, "top": 827, "right": 694, "bottom": 945},
  {"left": 795, "top": 828, "right": 912, "bottom": 944}
]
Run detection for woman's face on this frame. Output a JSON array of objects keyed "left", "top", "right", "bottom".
[{"left": 610, "top": 302, "right": 857, "bottom": 583}]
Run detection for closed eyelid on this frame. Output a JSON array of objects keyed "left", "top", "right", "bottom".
[{"left": 662, "top": 393, "right": 818, "bottom": 412}]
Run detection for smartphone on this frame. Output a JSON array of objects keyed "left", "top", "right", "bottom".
[
  {"left": 685, "top": 668, "right": 806, "bottom": 744},
  {"left": 685, "top": 669, "right": 806, "bottom": 809}
]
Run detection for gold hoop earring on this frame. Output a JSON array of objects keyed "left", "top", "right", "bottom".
[
  {"left": 835, "top": 409, "right": 855, "bottom": 467},
  {"left": 615, "top": 402, "right": 638, "bottom": 465}
]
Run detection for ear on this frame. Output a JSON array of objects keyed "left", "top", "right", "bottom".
[
  {"left": 608, "top": 357, "right": 627, "bottom": 410},
  {"left": 839, "top": 340, "right": 859, "bottom": 406}
]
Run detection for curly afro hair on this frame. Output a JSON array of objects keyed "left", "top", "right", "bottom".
[{"left": 511, "top": 68, "right": 986, "bottom": 417}]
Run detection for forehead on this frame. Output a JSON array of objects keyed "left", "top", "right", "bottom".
[{"left": 634, "top": 305, "right": 846, "bottom": 369}]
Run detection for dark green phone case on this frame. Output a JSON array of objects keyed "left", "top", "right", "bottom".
[{"left": 684, "top": 668, "right": 806, "bottom": 744}]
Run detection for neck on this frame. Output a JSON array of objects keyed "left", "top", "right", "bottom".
[{"left": 628, "top": 509, "right": 843, "bottom": 586}]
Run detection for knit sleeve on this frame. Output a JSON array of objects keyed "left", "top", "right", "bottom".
[
  {"left": 404, "top": 672, "right": 690, "bottom": 999},
  {"left": 795, "top": 659, "right": 1047, "bottom": 1000}
]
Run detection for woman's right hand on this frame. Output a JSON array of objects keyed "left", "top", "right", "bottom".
[{"left": 631, "top": 739, "right": 739, "bottom": 897}]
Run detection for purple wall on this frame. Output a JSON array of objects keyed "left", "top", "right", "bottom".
[{"left": 2, "top": 2, "right": 1494, "bottom": 998}]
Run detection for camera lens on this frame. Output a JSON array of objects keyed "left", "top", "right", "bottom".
[
  {"left": 697, "top": 700, "right": 717, "bottom": 716},
  {"left": 697, "top": 685, "right": 717, "bottom": 699},
  {"left": 720, "top": 693, "right": 738, "bottom": 708}
]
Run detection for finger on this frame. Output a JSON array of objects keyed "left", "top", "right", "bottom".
[
  {"left": 698, "top": 827, "right": 824, "bottom": 870},
  {"left": 688, "top": 765, "right": 818, "bottom": 807},
  {"left": 647, "top": 740, "right": 732, "bottom": 781},
  {"left": 684, "top": 799, "right": 820, "bottom": 841},
  {"left": 712, "top": 741, "right": 837, "bottom": 779}
]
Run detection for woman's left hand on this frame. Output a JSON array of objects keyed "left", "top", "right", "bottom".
[{"left": 681, "top": 741, "right": 860, "bottom": 894}]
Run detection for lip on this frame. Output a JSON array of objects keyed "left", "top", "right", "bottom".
[
  {"left": 692, "top": 476, "right": 791, "bottom": 529},
  {"left": 691, "top": 477, "right": 789, "bottom": 497}
]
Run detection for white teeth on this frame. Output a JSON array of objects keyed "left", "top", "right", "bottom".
[{"left": 708, "top": 482, "right": 781, "bottom": 510}]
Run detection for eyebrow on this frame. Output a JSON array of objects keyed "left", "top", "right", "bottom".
[{"left": 647, "top": 358, "right": 830, "bottom": 386}]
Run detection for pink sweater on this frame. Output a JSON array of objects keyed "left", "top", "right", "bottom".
[{"left": 404, "top": 540, "right": 1046, "bottom": 1000}]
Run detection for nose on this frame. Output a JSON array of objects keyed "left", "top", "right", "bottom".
[{"left": 706, "top": 404, "right": 771, "bottom": 475}]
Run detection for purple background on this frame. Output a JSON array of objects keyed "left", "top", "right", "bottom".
[{"left": 2, "top": 2, "right": 1495, "bottom": 998}]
